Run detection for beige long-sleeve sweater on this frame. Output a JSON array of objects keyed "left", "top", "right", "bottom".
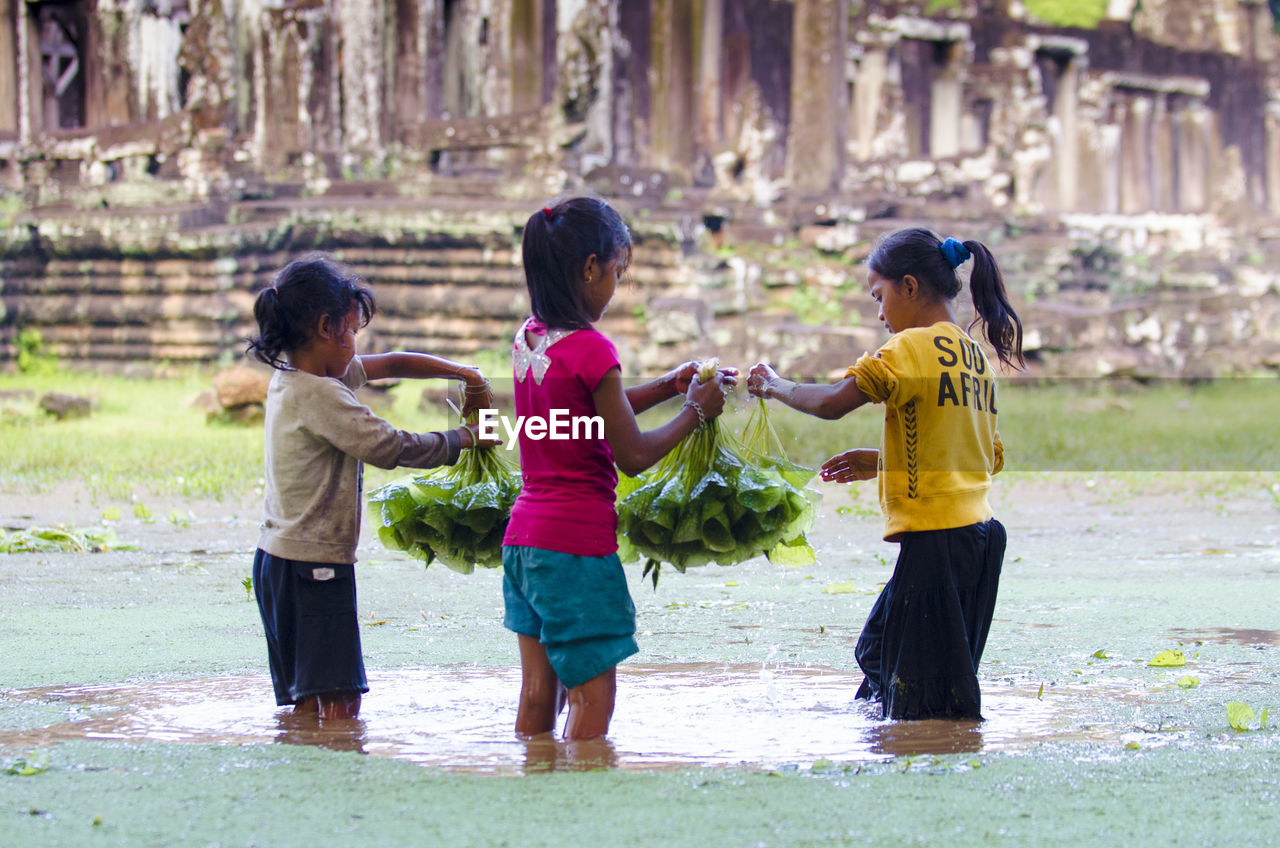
[{"left": 257, "top": 357, "right": 461, "bottom": 564}]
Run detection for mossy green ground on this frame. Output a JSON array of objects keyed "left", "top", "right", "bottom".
[{"left": 2, "top": 374, "right": 1279, "bottom": 846}]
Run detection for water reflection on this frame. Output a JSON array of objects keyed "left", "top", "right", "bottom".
[
  {"left": 521, "top": 733, "right": 619, "bottom": 773},
  {"left": 865, "top": 719, "right": 983, "bottom": 757},
  {"left": 1, "top": 664, "right": 1089, "bottom": 773},
  {"left": 274, "top": 710, "right": 369, "bottom": 755}
]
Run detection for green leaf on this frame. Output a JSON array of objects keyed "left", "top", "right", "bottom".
[
  {"left": 100, "top": 507, "right": 122, "bottom": 521},
  {"left": 767, "top": 537, "right": 817, "bottom": 567},
  {"left": 1227, "top": 702, "right": 1256, "bottom": 732},
  {"left": 4, "top": 754, "right": 49, "bottom": 776},
  {"left": 1147, "top": 649, "right": 1186, "bottom": 667},
  {"left": 1091, "top": 648, "right": 1108, "bottom": 659},
  {"left": 822, "top": 581, "right": 858, "bottom": 595},
  {"left": 1176, "top": 676, "right": 1200, "bottom": 689},
  {"left": 0, "top": 525, "right": 126, "bottom": 554},
  {"left": 133, "top": 503, "right": 153, "bottom": 520}
]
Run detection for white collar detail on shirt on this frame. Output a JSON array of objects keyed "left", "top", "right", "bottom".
[{"left": 513, "top": 319, "right": 578, "bottom": 385}]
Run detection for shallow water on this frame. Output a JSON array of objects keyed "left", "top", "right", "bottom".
[{"left": 0, "top": 663, "right": 1142, "bottom": 774}]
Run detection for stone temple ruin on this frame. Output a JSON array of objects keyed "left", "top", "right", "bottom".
[{"left": 1, "top": 0, "right": 1280, "bottom": 378}]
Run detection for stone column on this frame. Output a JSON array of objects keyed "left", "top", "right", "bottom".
[
  {"left": 424, "top": 0, "right": 444, "bottom": 119},
  {"left": 930, "top": 42, "right": 962, "bottom": 160},
  {"left": 337, "top": 0, "right": 385, "bottom": 154},
  {"left": 612, "top": 1, "right": 649, "bottom": 166},
  {"left": 1120, "top": 94, "right": 1152, "bottom": 213},
  {"left": 1102, "top": 123, "right": 1121, "bottom": 213},
  {"left": 1267, "top": 100, "right": 1280, "bottom": 216},
  {"left": 0, "top": 0, "right": 16, "bottom": 134},
  {"left": 389, "top": 0, "right": 431, "bottom": 132},
  {"left": 851, "top": 46, "right": 887, "bottom": 162},
  {"left": 17, "top": 0, "right": 32, "bottom": 143},
  {"left": 1176, "top": 102, "right": 1210, "bottom": 213},
  {"left": 510, "top": 0, "right": 545, "bottom": 112},
  {"left": 697, "top": 0, "right": 724, "bottom": 171},
  {"left": 1151, "top": 94, "right": 1173, "bottom": 211},
  {"left": 786, "top": 0, "right": 847, "bottom": 194},
  {"left": 1054, "top": 58, "right": 1080, "bottom": 211},
  {"left": 650, "top": 0, "right": 695, "bottom": 179}
]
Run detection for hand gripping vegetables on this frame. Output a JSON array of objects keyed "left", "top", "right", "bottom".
[
  {"left": 616, "top": 361, "right": 819, "bottom": 586},
  {"left": 369, "top": 443, "right": 521, "bottom": 574}
]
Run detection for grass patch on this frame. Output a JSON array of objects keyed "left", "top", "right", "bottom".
[
  {"left": 1, "top": 371, "right": 1276, "bottom": 503},
  {"left": 0, "top": 368, "right": 464, "bottom": 502},
  {"left": 0, "top": 370, "right": 263, "bottom": 501},
  {"left": 707, "top": 377, "right": 1280, "bottom": 474}
]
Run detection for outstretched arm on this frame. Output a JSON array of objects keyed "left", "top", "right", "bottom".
[
  {"left": 595, "top": 367, "right": 727, "bottom": 477},
  {"left": 359, "top": 352, "right": 493, "bottom": 415},
  {"left": 625, "top": 361, "right": 740, "bottom": 415},
  {"left": 746, "top": 362, "right": 870, "bottom": 420}
]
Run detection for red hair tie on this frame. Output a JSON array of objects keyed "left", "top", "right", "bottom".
[{"left": 542, "top": 207, "right": 554, "bottom": 220}]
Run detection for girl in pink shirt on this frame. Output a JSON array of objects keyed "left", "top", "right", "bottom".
[{"left": 501, "top": 196, "right": 733, "bottom": 741}]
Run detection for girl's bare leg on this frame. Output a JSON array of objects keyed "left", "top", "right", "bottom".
[
  {"left": 564, "top": 667, "right": 617, "bottom": 740},
  {"left": 294, "top": 692, "right": 361, "bottom": 720},
  {"left": 516, "top": 634, "right": 561, "bottom": 736},
  {"left": 317, "top": 692, "right": 361, "bottom": 721}
]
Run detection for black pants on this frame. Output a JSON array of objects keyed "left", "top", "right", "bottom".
[
  {"left": 855, "top": 519, "right": 1006, "bottom": 720},
  {"left": 253, "top": 549, "right": 368, "bottom": 706}
]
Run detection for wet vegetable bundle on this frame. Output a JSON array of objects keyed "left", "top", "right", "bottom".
[
  {"left": 369, "top": 446, "right": 521, "bottom": 574},
  {"left": 616, "top": 368, "right": 818, "bottom": 585}
]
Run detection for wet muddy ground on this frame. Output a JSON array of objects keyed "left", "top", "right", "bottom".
[{"left": 2, "top": 475, "right": 1278, "bottom": 846}]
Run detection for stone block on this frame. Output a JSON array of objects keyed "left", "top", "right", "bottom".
[
  {"left": 213, "top": 365, "right": 272, "bottom": 408},
  {"left": 39, "top": 392, "right": 92, "bottom": 420}
]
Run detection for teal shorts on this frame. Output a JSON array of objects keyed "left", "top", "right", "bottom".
[{"left": 501, "top": 545, "right": 639, "bottom": 690}]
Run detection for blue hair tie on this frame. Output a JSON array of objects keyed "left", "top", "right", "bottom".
[{"left": 940, "top": 237, "right": 971, "bottom": 269}]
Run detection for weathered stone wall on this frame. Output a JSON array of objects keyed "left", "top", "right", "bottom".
[
  {"left": 5, "top": 201, "right": 1280, "bottom": 379},
  {"left": 2, "top": 1, "right": 1277, "bottom": 212},
  {"left": 2, "top": 0, "right": 1280, "bottom": 378}
]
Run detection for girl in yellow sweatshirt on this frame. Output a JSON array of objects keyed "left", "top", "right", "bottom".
[{"left": 747, "top": 227, "right": 1023, "bottom": 720}]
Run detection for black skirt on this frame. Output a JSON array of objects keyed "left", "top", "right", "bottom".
[{"left": 854, "top": 518, "right": 1006, "bottom": 720}]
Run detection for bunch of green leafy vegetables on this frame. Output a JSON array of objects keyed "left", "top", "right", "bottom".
[
  {"left": 0, "top": 525, "right": 132, "bottom": 554},
  {"left": 617, "top": 374, "right": 818, "bottom": 586},
  {"left": 369, "top": 446, "right": 521, "bottom": 574}
]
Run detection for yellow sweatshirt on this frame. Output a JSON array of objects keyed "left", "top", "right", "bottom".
[{"left": 846, "top": 322, "right": 1004, "bottom": 541}]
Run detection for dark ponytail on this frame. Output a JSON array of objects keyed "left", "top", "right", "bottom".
[
  {"left": 867, "top": 227, "right": 1024, "bottom": 370},
  {"left": 963, "top": 240, "right": 1024, "bottom": 370},
  {"left": 246, "top": 253, "right": 376, "bottom": 370},
  {"left": 522, "top": 196, "right": 632, "bottom": 330}
]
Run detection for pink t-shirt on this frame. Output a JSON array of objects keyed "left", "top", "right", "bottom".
[{"left": 502, "top": 319, "right": 621, "bottom": 556}]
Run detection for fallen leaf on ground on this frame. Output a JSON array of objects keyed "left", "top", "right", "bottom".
[{"left": 1147, "top": 649, "right": 1186, "bottom": 668}]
